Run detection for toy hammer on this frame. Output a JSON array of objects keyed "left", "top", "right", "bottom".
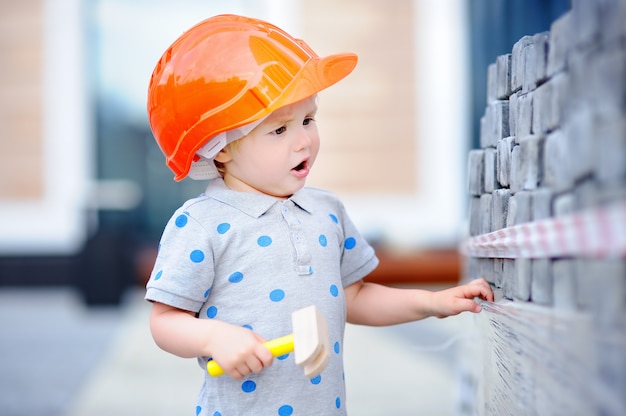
[{"left": 206, "top": 305, "right": 330, "bottom": 378}]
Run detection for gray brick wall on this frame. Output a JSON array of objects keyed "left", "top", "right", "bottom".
[{"left": 461, "top": 0, "right": 626, "bottom": 414}]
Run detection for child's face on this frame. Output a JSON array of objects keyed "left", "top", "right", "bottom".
[{"left": 217, "top": 95, "right": 320, "bottom": 198}]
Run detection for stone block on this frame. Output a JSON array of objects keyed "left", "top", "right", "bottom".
[
  {"left": 593, "top": 184, "right": 626, "bottom": 207},
  {"left": 573, "top": 178, "right": 603, "bottom": 211},
  {"left": 554, "top": 192, "right": 576, "bottom": 217},
  {"left": 516, "top": 92, "right": 533, "bottom": 136},
  {"left": 491, "top": 189, "right": 511, "bottom": 231},
  {"left": 505, "top": 196, "right": 518, "bottom": 228},
  {"left": 508, "top": 92, "right": 518, "bottom": 137},
  {"left": 492, "top": 258, "right": 504, "bottom": 289},
  {"left": 467, "top": 149, "right": 485, "bottom": 196},
  {"left": 495, "top": 101, "right": 510, "bottom": 144},
  {"left": 595, "top": 117, "right": 626, "bottom": 185},
  {"left": 468, "top": 196, "right": 481, "bottom": 237},
  {"left": 506, "top": 190, "right": 532, "bottom": 226},
  {"left": 571, "top": 0, "right": 602, "bottom": 49},
  {"left": 532, "top": 82, "right": 551, "bottom": 136},
  {"left": 479, "top": 193, "right": 493, "bottom": 234},
  {"left": 547, "top": 10, "right": 572, "bottom": 77},
  {"left": 496, "top": 53, "right": 512, "bottom": 100},
  {"left": 575, "top": 260, "right": 593, "bottom": 310},
  {"left": 531, "top": 258, "right": 553, "bottom": 305},
  {"left": 543, "top": 129, "right": 574, "bottom": 193},
  {"left": 511, "top": 35, "right": 533, "bottom": 92},
  {"left": 497, "top": 136, "right": 515, "bottom": 187},
  {"left": 588, "top": 260, "right": 626, "bottom": 328},
  {"left": 552, "top": 259, "right": 578, "bottom": 311},
  {"left": 484, "top": 147, "right": 498, "bottom": 193},
  {"left": 502, "top": 259, "right": 516, "bottom": 299},
  {"left": 479, "top": 258, "right": 496, "bottom": 286},
  {"left": 566, "top": 48, "right": 590, "bottom": 111},
  {"left": 587, "top": 45, "right": 626, "bottom": 119},
  {"left": 594, "top": 339, "right": 626, "bottom": 416},
  {"left": 600, "top": 0, "right": 626, "bottom": 44},
  {"left": 514, "top": 258, "right": 531, "bottom": 301},
  {"left": 591, "top": 254, "right": 626, "bottom": 416},
  {"left": 565, "top": 107, "right": 594, "bottom": 182},
  {"left": 481, "top": 101, "right": 510, "bottom": 148},
  {"left": 532, "top": 72, "right": 567, "bottom": 135},
  {"left": 531, "top": 188, "right": 553, "bottom": 221},
  {"left": 502, "top": 259, "right": 516, "bottom": 293},
  {"left": 509, "top": 144, "right": 522, "bottom": 193},
  {"left": 518, "top": 135, "right": 544, "bottom": 190},
  {"left": 523, "top": 32, "right": 549, "bottom": 93}
]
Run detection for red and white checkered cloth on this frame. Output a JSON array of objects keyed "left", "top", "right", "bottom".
[{"left": 460, "top": 201, "right": 626, "bottom": 259}]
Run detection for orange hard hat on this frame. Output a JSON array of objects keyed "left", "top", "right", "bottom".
[{"left": 147, "top": 14, "right": 358, "bottom": 181}]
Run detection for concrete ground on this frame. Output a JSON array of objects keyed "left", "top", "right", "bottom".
[{"left": 0, "top": 286, "right": 473, "bottom": 416}]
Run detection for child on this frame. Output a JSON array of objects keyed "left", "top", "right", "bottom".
[{"left": 145, "top": 14, "right": 493, "bottom": 416}]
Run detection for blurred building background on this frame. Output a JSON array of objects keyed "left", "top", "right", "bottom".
[{"left": 0, "top": 0, "right": 567, "bottom": 304}]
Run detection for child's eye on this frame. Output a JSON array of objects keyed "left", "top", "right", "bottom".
[
  {"left": 274, "top": 126, "right": 287, "bottom": 135},
  {"left": 303, "top": 117, "right": 315, "bottom": 126}
]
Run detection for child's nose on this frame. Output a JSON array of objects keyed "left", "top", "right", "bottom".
[{"left": 293, "top": 128, "right": 312, "bottom": 150}]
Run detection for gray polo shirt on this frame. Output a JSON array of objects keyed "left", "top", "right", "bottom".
[{"left": 146, "top": 178, "right": 379, "bottom": 416}]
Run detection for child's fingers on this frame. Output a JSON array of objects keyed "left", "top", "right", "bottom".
[
  {"left": 468, "top": 278, "right": 494, "bottom": 301},
  {"left": 459, "top": 298, "right": 483, "bottom": 313},
  {"left": 246, "top": 355, "right": 266, "bottom": 374},
  {"left": 254, "top": 333, "right": 275, "bottom": 368}
]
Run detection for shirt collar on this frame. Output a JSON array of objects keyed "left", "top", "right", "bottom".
[{"left": 204, "top": 179, "right": 314, "bottom": 218}]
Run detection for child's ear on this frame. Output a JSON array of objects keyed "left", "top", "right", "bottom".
[{"left": 214, "top": 147, "right": 232, "bottom": 164}]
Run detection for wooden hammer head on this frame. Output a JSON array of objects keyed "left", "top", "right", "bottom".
[{"left": 291, "top": 305, "right": 330, "bottom": 378}]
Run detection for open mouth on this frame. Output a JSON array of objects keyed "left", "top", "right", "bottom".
[{"left": 293, "top": 160, "right": 307, "bottom": 172}]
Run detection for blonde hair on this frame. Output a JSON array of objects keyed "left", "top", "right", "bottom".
[{"left": 213, "top": 135, "right": 245, "bottom": 177}]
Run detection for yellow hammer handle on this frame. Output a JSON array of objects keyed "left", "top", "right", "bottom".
[{"left": 207, "top": 334, "right": 295, "bottom": 377}]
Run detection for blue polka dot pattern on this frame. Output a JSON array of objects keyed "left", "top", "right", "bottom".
[
  {"left": 228, "top": 271, "right": 244, "bottom": 283},
  {"left": 269, "top": 289, "right": 285, "bottom": 302},
  {"left": 217, "top": 223, "right": 230, "bottom": 234},
  {"left": 175, "top": 214, "right": 188, "bottom": 228},
  {"left": 241, "top": 380, "right": 256, "bottom": 393},
  {"left": 310, "top": 375, "right": 321, "bottom": 385},
  {"left": 278, "top": 405, "right": 294, "bottom": 415},
  {"left": 335, "top": 397, "right": 341, "bottom": 409},
  {"left": 334, "top": 341, "right": 340, "bottom": 354},
  {"left": 329, "top": 284, "right": 338, "bottom": 297},
  {"left": 206, "top": 306, "right": 218, "bottom": 319},
  {"left": 243, "top": 324, "right": 253, "bottom": 330},
  {"left": 154, "top": 270, "right": 163, "bottom": 281},
  {"left": 195, "top": 405, "right": 201, "bottom": 415},
  {"left": 204, "top": 288, "right": 211, "bottom": 298},
  {"left": 277, "top": 354, "right": 289, "bottom": 360},
  {"left": 190, "top": 249, "right": 205, "bottom": 263},
  {"left": 344, "top": 237, "right": 356, "bottom": 250},
  {"left": 257, "top": 235, "right": 272, "bottom": 247},
  {"left": 318, "top": 234, "right": 327, "bottom": 247},
  {"left": 213, "top": 412, "right": 221, "bottom": 416},
  {"left": 329, "top": 213, "right": 338, "bottom": 223}
]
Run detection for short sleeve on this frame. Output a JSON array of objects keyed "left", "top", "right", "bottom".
[
  {"left": 145, "top": 208, "right": 215, "bottom": 312},
  {"left": 334, "top": 200, "right": 379, "bottom": 287}
]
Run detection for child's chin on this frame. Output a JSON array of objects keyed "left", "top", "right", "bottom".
[{"left": 269, "top": 183, "right": 306, "bottom": 198}]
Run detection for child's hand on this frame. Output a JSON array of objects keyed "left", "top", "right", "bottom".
[
  {"left": 208, "top": 322, "right": 275, "bottom": 379},
  {"left": 431, "top": 278, "right": 494, "bottom": 318}
]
